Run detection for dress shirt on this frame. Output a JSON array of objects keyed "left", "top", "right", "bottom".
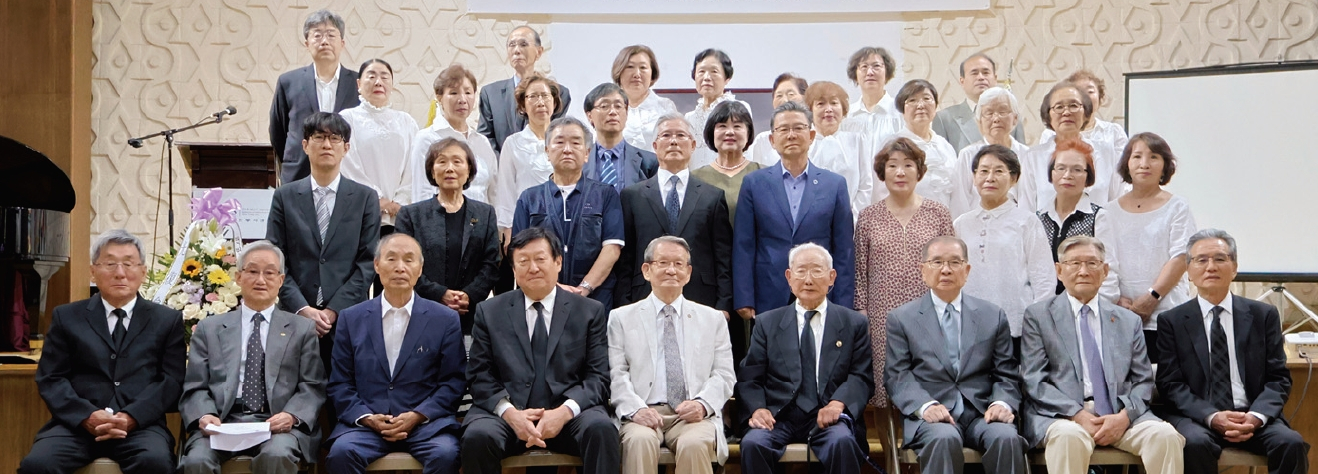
[
  {"left": 645, "top": 294, "right": 686, "bottom": 406},
  {"left": 339, "top": 103, "right": 419, "bottom": 225},
  {"left": 1197, "top": 295, "right": 1268, "bottom": 425},
  {"left": 656, "top": 168, "right": 689, "bottom": 208},
  {"left": 410, "top": 118, "right": 500, "bottom": 205},
  {"left": 781, "top": 163, "right": 811, "bottom": 223},
  {"left": 309, "top": 173, "right": 342, "bottom": 198},
  {"left": 102, "top": 297, "right": 137, "bottom": 333},
  {"left": 1107, "top": 195, "right": 1197, "bottom": 330},
  {"left": 686, "top": 92, "right": 750, "bottom": 170},
  {"left": 624, "top": 91, "right": 678, "bottom": 152},
  {"left": 315, "top": 66, "right": 340, "bottom": 113},
  {"left": 810, "top": 131, "right": 873, "bottom": 216},
  {"left": 494, "top": 289, "right": 581, "bottom": 417},
  {"left": 381, "top": 293, "right": 415, "bottom": 375},
  {"left": 794, "top": 300, "right": 827, "bottom": 385},
  {"left": 954, "top": 201, "right": 1055, "bottom": 336},
  {"left": 1067, "top": 293, "right": 1104, "bottom": 399},
  {"left": 877, "top": 129, "right": 957, "bottom": 207},
  {"left": 917, "top": 293, "right": 1015, "bottom": 417},
  {"left": 494, "top": 127, "right": 551, "bottom": 228},
  {"left": 235, "top": 303, "right": 275, "bottom": 390},
  {"left": 948, "top": 138, "right": 1031, "bottom": 219}
]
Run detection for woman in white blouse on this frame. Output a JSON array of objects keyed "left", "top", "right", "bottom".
[
  {"left": 410, "top": 64, "right": 498, "bottom": 206},
  {"left": 881, "top": 79, "right": 957, "bottom": 207},
  {"left": 803, "top": 81, "right": 872, "bottom": 216},
  {"left": 1018, "top": 81, "right": 1124, "bottom": 212},
  {"left": 948, "top": 87, "right": 1031, "bottom": 218},
  {"left": 1039, "top": 70, "right": 1128, "bottom": 160},
  {"left": 492, "top": 73, "right": 562, "bottom": 240},
  {"left": 749, "top": 73, "right": 807, "bottom": 166},
  {"left": 953, "top": 144, "right": 1053, "bottom": 355},
  {"left": 841, "top": 46, "right": 903, "bottom": 149},
  {"left": 1037, "top": 138, "right": 1121, "bottom": 302},
  {"left": 611, "top": 45, "right": 677, "bottom": 152},
  {"left": 1107, "top": 132, "right": 1196, "bottom": 361},
  {"left": 685, "top": 48, "right": 750, "bottom": 170},
  {"left": 338, "top": 58, "right": 418, "bottom": 231}
]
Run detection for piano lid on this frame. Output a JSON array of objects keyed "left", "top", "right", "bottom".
[{"left": 0, "top": 135, "right": 75, "bottom": 212}]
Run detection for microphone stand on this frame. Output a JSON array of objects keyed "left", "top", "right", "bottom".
[{"left": 127, "top": 112, "right": 229, "bottom": 248}]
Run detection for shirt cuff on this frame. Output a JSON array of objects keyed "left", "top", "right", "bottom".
[
  {"left": 919, "top": 401, "right": 939, "bottom": 418},
  {"left": 1249, "top": 411, "right": 1269, "bottom": 426},
  {"left": 602, "top": 239, "right": 625, "bottom": 248},
  {"left": 989, "top": 401, "right": 1013, "bottom": 414},
  {"left": 563, "top": 400, "right": 581, "bottom": 417},
  {"left": 354, "top": 414, "right": 370, "bottom": 427},
  {"left": 495, "top": 398, "right": 514, "bottom": 418}
]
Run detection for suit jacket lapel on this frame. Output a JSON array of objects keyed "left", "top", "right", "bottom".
[
  {"left": 264, "top": 311, "right": 294, "bottom": 400},
  {"left": 794, "top": 170, "right": 822, "bottom": 231},
  {"left": 642, "top": 178, "right": 671, "bottom": 233},
  {"left": 295, "top": 182, "right": 323, "bottom": 254},
  {"left": 959, "top": 296, "right": 981, "bottom": 370},
  {"left": 624, "top": 144, "right": 646, "bottom": 186},
  {"left": 501, "top": 79, "right": 519, "bottom": 134},
  {"left": 217, "top": 313, "right": 243, "bottom": 412},
  {"left": 816, "top": 305, "right": 843, "bottom": 387},
  {"left": 392, "top": 305, "right": 433, "bottom": 379},
  {"left": 953, "top": 104, "right": 979, "bottom": 145},
  {"left": 118, "top": 296, "right": 151, "bottom": 349},
  {"left": 364, "top": 301, "right": 391, "bottom": 378},
  {"left": 1184, "top": 308, "right": 1212, "bottom": 382},
  {"left": 81, "top": 296, "right": 114, "bottom": 349},
  {"left": 767, "top": 164, "right": 796, "bottom": 234},
  {"left": 1232, "top": 295, "right": 1253, "bottom": 377},
  {"left": 334, "top": 65, "right": 356, "bottom": 111},
  {"left": 1099, "top": 304, "right": 1122, "bottom": 398},
  {"left": 674, "top": 180, "right": 704, "bottom": 235},
  {"left": 1050, "top": 297, "right": 1084, "bottom": 381},
  {"left": 459, "top": 212, "right": 474, "bottom": 269},
  {"left": 323, "top": 181, "right": 354, "bottom": 248},
  {"left": 510, "top": 290, "right": 535, "bottom": 367},
  {"left": 640, "top": 299, "right": 659, "bottom": 373},
  {"left": 778, "top": 308, "right": 804, "bottom": 390},
  {"left": 546, "top": 289, "right": 571, "bottom": 358},
  {"left": 913, "top": 294, "right": 956, "bottom": 379}
]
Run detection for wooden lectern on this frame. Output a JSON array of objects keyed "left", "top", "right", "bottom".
[{"left": 177, "top": 141, "right": 278, "bottom": 188}]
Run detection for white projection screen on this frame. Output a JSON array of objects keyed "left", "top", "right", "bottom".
[{"left": 1125, "top": 62, "right": 1318, "bottom": 281}]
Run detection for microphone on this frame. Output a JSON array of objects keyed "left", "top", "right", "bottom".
[{"left": 212, "top": 105, "right": 238, "bottom": 121}]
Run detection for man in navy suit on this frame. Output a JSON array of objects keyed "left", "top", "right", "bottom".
[
  {"left": 268, "top": 9, "right": 360, "bottom": 184},
  {"left": 581, "top": 82, "right": 658, "bottom": 195},
  {"left": 325, "top": 234, "right": 467, "bottom": 474},
  {"left": 477, "top": 26, "right": 571, "bottom": 154},
  {"left": 733, "top": 101, "right": 855, "bottom": 320}
]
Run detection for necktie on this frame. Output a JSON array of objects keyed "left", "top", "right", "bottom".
[
  {"left": 662, "top": 305, "right": 687, "bottom": 410},
  {"left": 1078, "top": 305, "right": 1113, "bottom": 415},
  {"left": 797, "top": 310, "right": 820, "bottom": 413},
  {"left": 110, "top": 308, "right": 127, "bottom": 349},
  {"left": 665, "top": 175, "right": 681, "bottom": 232},
  {"left": 528, "top": 302, "right": 551, "bottom": 408},
  {"left": 1210, "top": 306, "right": 1235, "bottom": 411},
  {"left": 599, "top": 150, "right": 619, "bottom": 189},
  {"left": 942, "top": 304, "right": 962, "bottom": 378},
  {"left": 314, "top": 186, "right": 333, "bottom": 306},
  {"left": 242, "top": 313, "right": 267, "bottom": 413}
]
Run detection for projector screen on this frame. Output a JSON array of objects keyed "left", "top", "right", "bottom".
[{"left": 1125, "top": 62, "right": 1318, "bottom": 280}]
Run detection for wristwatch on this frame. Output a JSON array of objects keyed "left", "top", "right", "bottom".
[
  {"left": 1148, "top": 288, "right": 1162, "bottom": 300},
  {"left": 581, "top": 282, "right": 596, "bottom": 295}
]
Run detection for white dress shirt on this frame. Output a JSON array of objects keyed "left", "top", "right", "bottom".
[
  {"left": 1067, "top": 294, "right": 1105, "bottom": 399},
  {"left": 381, "top": 293, "right": 415, "bottom": 375},
  {"left": 954, "top": 201, "right": 1055, "bottom": 336},
  {"left": 309, "top": 173, "right": 342, "bottom": 204},
  {"left": 947, "top": 138, "right": 1032, "bottom": 219},
  {"left": 810, "top": 131, "right": 873, "bottom": 216},
  {"left": 1016, "top": 135, "right": 1126, "bottom": 215},
  {"left": 1040, "top": 193, "right": 1123, "bottom": 304},
  {"left": 494, "top": 127, "right": 551, "bottom": 228},
  {"left": 1197, "top": 295, "right": 1268, "bottom": 425},
  {"left": 749, "top": 130, "right": 779, "bottom": 167},
  {"left": 875, "top": 128, "right": 957, "bottom": 207},
  {"left": 236, "top": 302, "right": 275, "bottom": 389},
  {"left": 645, "top": 294, "right": 686, "bottom": 406},
  {"left": 495, "top": 289, "right": 581, "bottom": 417},
  {"left": 624, "top": 91, "right": 678, "bottom": 152},
  {"left": 102, "top": 297, "right": 136, "bottom": 333},
  {"left": 339, "top": 102, "right": 419, "bottom": 226},
  {"left": 686, "top": 92, "right": 751, "bottom": 170},
  {"left": 409, "top": 118, "right": 500, "bottom": 205},
  {"left": 1107, "top": 195, "right": 1197, "bottom": 330},
  {"left": 656, "top": 168, "right": 690, "bottom": 208},
  {"left": 794, "top": 300, "right": 827, "bottom": 385},
  {"left": 315, "top": 66, "right": 340, "bottom": 113}
]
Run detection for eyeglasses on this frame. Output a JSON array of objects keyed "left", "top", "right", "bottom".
[
  {"left": 308, "top": 30, "right": 341, "bottom": 43},
  {"left": 974, "top": 168, "right": 1012, "bottom": 178},
  {"left": 772, "top": 125, "right": 811, "bottom": 135},
  {"left": 309, "top": 134, "right": 345, "bottom": 145},
  {"left": 922, "top": 259, "right": 967, "bottom": 270},
  {"left": 904, "top": 96, "right": 936, "bottom": 106},
  {"left": 525, "top": 92, "right": 554, "bottom": 103},
  {"left": 657, "top": 131, "right": 693, "bottom": 142},
  {"left": 857, "top": 62, "right": 886, "bottom": 73},
  {"left": 1051, "top": 165, "right": 1088, "bottom": 176},
  {"left": 1060, "top": 260, "right": 1104, "bottom": 271},
  {"left": 241, "top": 268, "right": 281, "bottom": 280},
  {"left": 980, "top": 111, "right": 1014, "bottom": 120},
  {"left": 1189, "top": 255, "right": 1233, "bottom": 266},
  {"left": 94, "top": 262, "right": 142, "bottom": 272},
  {"left": 646, "top": 260, "right": 689, "bottom": 270},
  {"left": 1049, "top": 103, "right": 1084, "bottom": 115},
  {"left": 790, "top": 267, "right": 830, "bottom": 279},
  {"left": 592, "top": 101, "right": 626, "bottom": 112}
]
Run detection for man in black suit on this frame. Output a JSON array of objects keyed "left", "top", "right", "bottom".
[
  {"left": 582, "top": 82, "right": 658, "bottom": 195},
  {"left": 477, "top": 25, "right": 571, "bottom": 154},
  {"left": 19, "top": 230, "right": 185, "bottom": 474},
  {"left": 737, "top": 243, "right": 874, "bottom": 474},
  {"left": 460, "top": 227, "right": 619, "bottom": 474},
  {"left": 269, "top": 9, "right": 361, "bottom": 184},
  {"left": 1156, "top": 229, "right": 1309, "bottom": 474},
  {"left": 266, "top": 112, "right": 380, "bottom": 370},
  {"left": 616, "top": 111, "right": 731, "bottom": 314}
]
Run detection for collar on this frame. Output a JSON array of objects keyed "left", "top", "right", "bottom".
[
  {"left": 310, "top": 173, "right": 342, "bottom": 193},
  {"left": 595, "top": 141, "right": 626, "bottom": 159},
  {"left": 1066, "top": 292, "right": 1100, "bottom": 318},
  {"left": 977, "top": 199, "right": 1017, "bottom": 217},
  {"left": 850, "top": 94, "right": 894, "bottom": 115},
  {"left": 240, "top": 301, "right": 278, "bottom": 320},
  {"left": 102, "top": 297, "right": 137, "bottom": 317},
  {"left": 381, "top": 292, "right": 417, "bottom": 316},
  {"left": 1046, "top": 193, "right": 1098, "bottom": 222},
  {"left": 657, "top": 168, "right": 689, "bottom": 187},
  {"left": 795, "top": 298, "right": 828, "bottom": 317},
  {"left": 930, "top": 291, "right": 963, "bottom": 316},
  {"left": 697, "top": 91, "right": 735, "bottom": 110},
  {"left": 780, "top": 161, "right": 811, "bottom": 180},
  {"left": 315, "top": 65, "right": 341, "bottom": 86},
  {"left": 524, "top": 287, "right": 558, "bottom": 313},
  {"left": 358, "top": 97, "right": 392, "bottom": 113},
  {"left": 648, "top": 293, "right": 686, "bottom": 317},
  {"left": 965, "top": 98, "right": 978, "bottom": 113},
  {"left": 1197, "top": 294, "right": 1234, "bottom": 319},
  {"left": 429, "top": 118, "right": 476, "bottom": 139}
]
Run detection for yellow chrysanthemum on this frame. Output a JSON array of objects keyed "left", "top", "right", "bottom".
[
  {"left": 182, "top": 259, "right": 203, "bottom": 277},
  {"left": 207, "top": 268, "right": 231, "bottom": 285},
  {"left": 214, "top": 246, "right": 227, "bottom": 258}
]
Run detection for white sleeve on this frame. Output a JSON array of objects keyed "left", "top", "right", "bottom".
[{"left": 1094, "top": 210, "right": 1122, "bottom": 303}]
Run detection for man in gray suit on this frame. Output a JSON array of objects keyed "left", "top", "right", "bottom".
[
  {"left": 582, "top": 82, "right": 658, "bottom": 195},
  {"left": 269, "top": 9, "right": 361, "bottom": 184},
  {"left": 477, "top": 25, "right": 572, "bottom": 154},
  {"left": 1021, "top": 235, "right": 1183, "bottom": 474},
  {"left": 180, "top": 241, "right": 326, "bottom": 474},
  {"left": 931, "top": 53, "right": 1026, "bottom": 153},
  {"left": 886, "top": 236, "right": 1025, "bottom": 474}
]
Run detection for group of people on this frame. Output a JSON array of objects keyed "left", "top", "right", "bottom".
[{"left": 16, "top": 8, "right": 1311, "bottom": 474}]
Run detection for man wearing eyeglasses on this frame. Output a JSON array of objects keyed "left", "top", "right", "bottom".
[
  {"left": 1020, "top": 235, "right": 1183, "bottom": 474},
  {"left": 582, "top": 83, "right": 658, "bottom": 195},
  {"left": 19, "top": 230, "right": 185, "bottom": 474},
  {"left": 1154, "top": 229, "right": 1308, "bottom": 474},
  {"left": 477, "top": 25, "right": 572, "bottom": 154},
  {"left": 886, "top": 236, "right": 1026, "bottom": 474},
  {"left": 608, "top": 236, "right": 735, "bottom": 474},
  {"left": 737, "top": 243, "right": 873, "bottom": 474},
  {"left": 269, "top": 9, "right": 361, "bottom": 184},
  {"left": 179, "top": 241, "right": 325, "bottom": 474}
]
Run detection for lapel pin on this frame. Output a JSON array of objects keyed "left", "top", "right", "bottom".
[
  {"left": 812, "top": 179, "right": 819, "bottom": 185},
  {"left": 280, "top": 333, "right": 286, "bottom": 337},
  {"left": 836, "top": 340, "right": 842, "bottom": 347},
  {"left": 1110, "top": 317, "right": 1115, "bottom": 323}
]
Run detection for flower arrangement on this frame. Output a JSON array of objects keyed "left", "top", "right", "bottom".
[{"left": 141, "top": 189, "right": 243, "bottom": 339}]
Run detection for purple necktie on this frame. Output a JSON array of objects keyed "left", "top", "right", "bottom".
[{"left": 1079, "top": 305, "right": 1114, "bottom": 415}]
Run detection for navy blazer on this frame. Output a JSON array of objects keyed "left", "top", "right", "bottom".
[
  {"left": 327, "top": 295, "right": 466, "bottom": 442},
  {"left": 582, "top": 142, "right": 658, "bottom": 194},
  {"left": 269, "top": 64, "right": 361, "bottom": 183},
  {"left": 476, "top": 77, "right": 572, "bottom": 155},
  {"left": 511, "top": 177, "right": 624, "bottom": 306},
  {"left": 732, "top": 162, "right": 855, "bottom": 312}
]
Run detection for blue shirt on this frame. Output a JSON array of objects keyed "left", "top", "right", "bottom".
[
  {"left": 511, "top": 177, "right": 625, "bottom": 305},
  {"left": 782, "top": 162, "right": 812, "bottom": 226}
]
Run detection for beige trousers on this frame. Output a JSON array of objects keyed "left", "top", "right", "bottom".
[
  {"left": 1044, "top": 410, "right": 1185, "bottom": 474},
  {"left": 618, "top": 405, "right": 718, "bottom": 474}
]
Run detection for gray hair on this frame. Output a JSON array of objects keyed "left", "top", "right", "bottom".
[
  {"left": 770, "top": 100, "right": 813, "bottom": 129},
  {"left": 788, "top": 242, "right": 833, "bottom": 270},
  {"left": 977, "top": 86, "right": 1021, "bottom": 118},
  {"left": 643, "top": 236, "right": 691, "bottom": 263},
  {"left": 375, "top": 233, "right": 424, "bottom": 263},
  {"left": 1057, "top": 235, "right": 1106, "bottom": 261},
  {"left": 652, "top": 112, "right": 695, "bottom": 140},
  {"left": 547, "top": 116, "right": 594, "bottom": 148},
  {"left": 90, "top": 229, "right": 144, "bottom": 264},
  {"left": 303, "top": 9, "right": 345, "bottom": 39},
  {"left": 236, "top": 240, "right": 286, "bottom": 274},
  {"left": 920, "top": 235, "right": 968, "bottom": 261},
  {"left": 1185, "top": 228, "right": 1237, "bottom": 262}
]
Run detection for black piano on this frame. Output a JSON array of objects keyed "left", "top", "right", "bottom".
[{"left": 0, "top": 135, "right": 73, "bottom": 352}]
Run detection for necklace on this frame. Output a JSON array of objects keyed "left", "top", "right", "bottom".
[{"left": 712, "top": 158, "right": 749, "bottom": 171}]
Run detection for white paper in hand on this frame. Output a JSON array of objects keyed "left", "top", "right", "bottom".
[{"left": 207, "top": 422, "right": 271, "bottom": 452}]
